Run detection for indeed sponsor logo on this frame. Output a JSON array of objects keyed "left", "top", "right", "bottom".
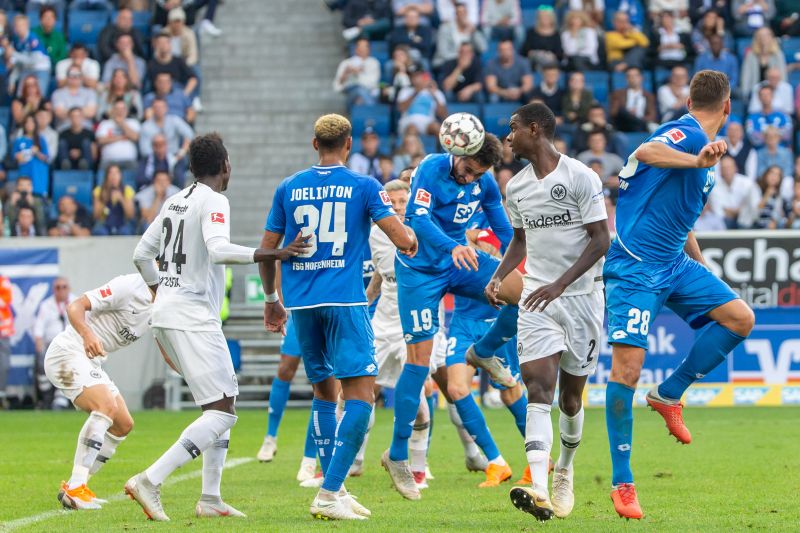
[{"left": 522, "top": 210, "right": 576, "bottom": 229}]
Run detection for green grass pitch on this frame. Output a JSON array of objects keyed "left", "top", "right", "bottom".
[{"left": 2, "top": 406, "right": 799, "bottom": 531}]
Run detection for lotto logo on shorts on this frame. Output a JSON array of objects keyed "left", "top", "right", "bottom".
[
  {"left": 379, "top": 190, "right": 391, "bottom": 206},
  {"left": 666, "top": 128, "right": 686, "bottom": 143},
  {"left": 415, "top": 188, "right": 431, "bottom": 208},
  {"left": 100, "top": 287, "right": 112, "bottom": 298},
  {"left": 211, "top": 212, "right": 225, "bottom": 224}
]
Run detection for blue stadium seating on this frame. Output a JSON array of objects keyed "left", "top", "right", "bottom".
[
  {"left": 350, "top": 135, "right": 393, "bottom": 155},
  {"left": 735, "top": 38, "right": 750, "bottom": 60},
  {"left": 0, "top": 107, "right": 10, "bottom": 130},
  {"left": 351, "top": 104, "right": 391, "bottom": 136},
  {"left": 27, "top": 7, "right": 64, "bottom": 32},
  {"left": 583, "top": 71, "right": 609, "bottom": 102},
  {"left": 621, "top": 132, "right": 650, "bottom": 159},
  {"left": 611, "top": 70, "right": 653, "bottom": 92},
  {"left": 5, "top": 169, "right": 20, "bottom": 184},
  {"left": 348, "top": 40, "right": 389, "bottom": 64},
  {"left": 419, "top": 134, "right": 439, "bottom": 154},
  {"left": 789, "top": 70, "right": 800, "bottom": 90},
  {"left": 482, "top": 103, "right": 518, "bottom": 137},
  {"left": 730, "top": 99, "right": 745, "bottom": 120},
  {"left": 132, "top": 10, "right": 152, "bottom": 38},
  {"left": 520, "top": 0, "right": 555, "bottom": 8},
  {"left": 52, "top": 170, "right": 93, "bottom": 209},
  {"left": 447, "top": 103, "right": 482, "bottom": 121},
  {"left": 481, "top": 41, "right": 499, "bottom": 64},
  {"left": 68, "top": 10, "right": 111, "bottom": 46},
  {"left": 782, "top": 37, "right": 800, "bottom": 64},
  {"left": 521, "top": 9, "right": 537, "bottom": 29}
]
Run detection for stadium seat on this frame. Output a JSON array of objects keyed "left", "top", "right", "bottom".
[
  {"left": 68, "top": 10, "right": 111, "bottom": 46},
  {"left": 782, "top": 37, "right": 800, "bottom": 64},
  {"left": 482, "top": 103, "right": 517, "bottom": 137},
  {"left": 5, "top": 169, "right": 19, "bottom": 184},
  {"left": 27, "top": 7, "right": 64, "bottom": 32},
  {"left": 735, "top": 38, "right": 750, "bottom": 59},
  {"left": 350, "top": 104, "right": 391, "bottom": 136},
  {"left": 789, "top": 70, "right": 800, "bottom": 91},
  {"left": 481, "top": 41, "right": 498, "bottom": 63},
  {"left": 521, "top": 9, "right": 537, "bottom": 29},
  {"left": 122, "top": 169, "right": 137, "bottom": 189},
  {"left": 654, "top": 67, "right": 671, "bottom": 86},
  {"left": 520, "top": 0, "right": 555, "bottom": 8},
  {"left": 0, "top": 106, "right": 10, "bottom": 130},
  {"left": 621, "top": 132, "right": 650, "bottom": 159},
  {"left": 52, "top": 170, "right": 93, "bottom": 209},
  {"left": 350, "top": 135, "right": 392, "bottom": 155},
  {"left": 730, "top": 99, "right": 745, "bottom": 120},
  {"left": 583, "top": 71, "right": 609, "bottom": 103},
  {"left": 419, "top": 134, "right": 439, "bottom": 153},
  {"left": 611, "top": 70, "right": 653, "bottom": 92},
  {"left": 447, "top": 103, "right": 482, "bottom": 122}
]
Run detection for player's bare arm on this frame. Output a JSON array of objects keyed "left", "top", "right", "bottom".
[
  {"left": 634, "top": 139, "right": 727, "bottom": 169},
  {"left": 524, "top": 220, "right": 610, "bottom": 312},
  {"left": 366, "top": 271, "right": 382, "bottom": 305},
  {"left": 253, "top": 232, "right": 311, "bottom": 262},
  {"left": 375, "top": 215, "right": 418, "bottom": 257},
  {"left": 66, "top": 295, "right": 105, "bottom": 358},
  {"left": 259, "top": 230, "right": 287, "bottom": 334},
  {"left": 485, "top": 227, "right": 527, "bottom": 308},
  {"left": 683, "top": 231, "right": 705, "bottom": 265}
]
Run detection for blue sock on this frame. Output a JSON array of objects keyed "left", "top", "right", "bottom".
[
  {"left": 303, "top": 407, "right": 316, "bottom": 459},
  {"left": 474, "top": 305, "right": 518, "bottom": 357},
  {"left": 311, "top": 398, "right": 337, "bottom": 475},
  {"left": 321, "top": 399, "right": 372, "bottom": 492},
  {"left": 390, "top": 363, "right": 429, "bottom": 461},
  {"left": 507, "top": 394, "right": 527, "bottom": 438},
  {"left": 605, "top": 381, "right": 635, "bottom": 485},
  {"left": 454, "top": 396, "right": 501, "bottom": 461},
  {"left": 659, "top": 323, "right": 746, "bottom": 401},
  {"left": 267, "top": 378, "right": 291, "bottom": 438},
  {"left": 426, "top": 394, "right": 435, "bottom": 453}
]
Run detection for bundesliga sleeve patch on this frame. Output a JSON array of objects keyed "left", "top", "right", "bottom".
[
  {"left": 211, "top": 212, "right": 225, "bottom": 224},
  {"left": 666, "top": 128, "right": 686, "bottom": 143},
  {"left": 100, "top": 287, "right": 112, "bottom": 298},
  {"left": 415, "top": 188, "right": 431, "bottom": 208},
  {"left": 379, "top": 190, "right": 391, "bottom": 206}
]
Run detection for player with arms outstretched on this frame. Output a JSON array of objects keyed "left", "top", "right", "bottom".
[
  {"left": 128, "top": 133, "right": 308, "bottom": 521},
  {"left": 604, "top": 71, "right": 755, "bottom": 519},
  {"left": 261, "top": 114, "right": 417, "bottom": 520}
]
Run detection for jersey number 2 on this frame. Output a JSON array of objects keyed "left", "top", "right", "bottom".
[
  {"left": 293, "top": 202, "right": 348, "bottom": 257},
  {"left": 158, "top": 219, "right": 187, "bottom": 274}
]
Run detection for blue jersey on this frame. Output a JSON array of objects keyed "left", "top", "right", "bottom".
[
  {"left": 265, "top": 164, "right": 395, "bottom": 309},
  {"left": 402, "top": 154, "right": 512, "bottom": 273},
  {"left": 615, "top": 113, "right": 714, "bottom": 263}
]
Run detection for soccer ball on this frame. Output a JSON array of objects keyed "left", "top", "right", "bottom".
[{"left": 439, "top": 113, "right": 485, "bottom": 156}]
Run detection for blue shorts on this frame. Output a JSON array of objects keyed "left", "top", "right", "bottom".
[
  {"left": 446, "top": 314, "right": 520, "bottom": 390},
  {"left": 292, "top": 305, "right": 378, "bottom": 384},
  {"left": 396, "top": 250, "right": 499, "bottom": 344},
  {"left": 280, "top": 313, "right": 301, "bottom": 357},
  {"left": 604, "top": 243, "right": 738, "bottom": 350}
]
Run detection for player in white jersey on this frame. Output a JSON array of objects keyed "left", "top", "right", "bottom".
[
  {"left": 485, "top": 103, "right": 610, "bottom": 521},
  {"left": 128, "top": 133, "right": 308, "bottom": 521},
  {"left": 43, "top": 273, "right": 152, "bottom": 510}
]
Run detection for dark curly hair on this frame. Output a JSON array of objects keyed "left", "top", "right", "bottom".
[
  {"left": 189, "top": 132, "right": 228, "bottom": 178},
  {"left": 467, "top": 133, "right": 502, "bottom": 168}
]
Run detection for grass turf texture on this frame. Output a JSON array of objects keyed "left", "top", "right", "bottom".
[{"left": 2, "top": 406, "right": 799, "bottom": 531}]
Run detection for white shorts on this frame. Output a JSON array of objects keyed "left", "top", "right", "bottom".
[
  {"left": 44, "top": 334, "right": 119, "bottom": 403},
  {"left": 153, "top": 327, "right": 238, "bottom": 406},
  {"left": 398, "top": 114, "right": 435, "bottom": 135},
  {"left": 430, "top": 330, "right": 448, "bottom": 371},
  {"left": 374, "top": 323, "right": 406, "bottom": 388},
  {"left": 517, "top": 288, "right": 605, "bottom": 377}
]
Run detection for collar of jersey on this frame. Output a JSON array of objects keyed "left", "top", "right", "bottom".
[{"left": 312, "top": 164, "right": 346, "bottom": 169}]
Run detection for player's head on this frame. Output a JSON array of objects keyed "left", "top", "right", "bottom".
[
  {"left": 452, "top": 133, "right": 502, "bottom": 185},
  {"left": 313, "top": 114, "right": 352, "bottom": 160},
  {"left": 398, "top": 166, "right": 414, "bottom": 184},
  {"left": 687, "top": 70, "right": 731, "bottom": 133},
  {"left": 384, "top": 179, "right": 410, "bottom": 215},
  {"left": 189, "top": 132, "right": 231, "bottom": 189},
  {"left": 507, "top": 102, "right": 556, "bottom": 159}
]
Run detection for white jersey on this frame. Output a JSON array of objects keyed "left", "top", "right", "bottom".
[
  {"left": 506, "top": 154, "right": 607, "bottom": 296},
  {"left": 369, "top": 224, "right": 401, "bottom": 333},
  {"left": 141, "top": 182, "right": 231, "bottom": 331}
]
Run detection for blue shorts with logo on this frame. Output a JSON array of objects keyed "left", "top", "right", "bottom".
[
  {"left": 447, "top": 314, "right": 520, "bottom": 390},
  {"left": 280, "top": 313, "right": 301, "bottom": 357},
  {"left": 396, "top": 249, "right": 500, "bottom": 344},
  {"left": 291, "top": 305, "right": 378, "bottom": 383},
  {"left": 604, "top": 242, "right": 738, "bottom": 350}
]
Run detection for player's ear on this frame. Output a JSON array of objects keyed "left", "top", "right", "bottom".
[
  {"left": 345, "top": 136, "right": 353, "bottom": 153},
  {"left": 312, "top": 137, "right": 319, "bottom": 152}
]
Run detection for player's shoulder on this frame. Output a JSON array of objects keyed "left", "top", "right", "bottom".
[
  {"left": 415, "top": 153, "right": 451, "bottom": 180},
  {"left": 505, "top": 163, "right": 532, "bottom": 195},
  {"left": 650, "top": 114, "right": 708, "bottom": 149},
  {"left": 559, "top": 154, "right": 603, "bottom": 188}
]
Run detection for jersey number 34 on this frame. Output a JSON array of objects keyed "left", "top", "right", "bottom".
[{"left": 293, "top": 202, "right": 348, "bottom": 257}]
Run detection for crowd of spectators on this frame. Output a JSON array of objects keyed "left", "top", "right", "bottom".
[
  {"left": 0, "top": 0, "right": 222, "bottom": 238},
  {"left": 331, "top": 0, "right": 800, "bottom": 231}
]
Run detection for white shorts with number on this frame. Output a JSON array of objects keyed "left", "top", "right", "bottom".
[
  {"left": 44, "top": 333, "right": 119, "bottom": 403},
  {"left": 153, "top": 327, "right": 238, "bottom": 406},
  {"left": 517, "top": 288, "right": 605, "bottom": 377}
]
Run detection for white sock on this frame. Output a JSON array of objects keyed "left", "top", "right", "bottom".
[
  {"left": 488, "top": 455, "right": 507, "bottom": 466},
  {"left": 556, "top": 407, "right": 583, "bottom": 471},
  {"left": 146, "top": 410, "right": 237, "bottom": 486},
  {"left": 525, "top": 403, "right": 553, "bottom": 493},
  {"left": 69, "top": 411, "right": 113, "bottom": 489},
  {"left": 354, "top": 408, "right": 375, "bottom": 464},
  {"left": 202, "top": 429, "right": 230, "bottom": 498},
  {"left": 409, "top": 393, "right": 430, "bottom": 473},
  {"left": 89, "top": 432, "right": 126, "bottom": 476},
  {"left": 447, "top": 402, "right": 480, "bottom": 458}
]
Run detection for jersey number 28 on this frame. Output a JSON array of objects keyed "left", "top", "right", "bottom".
[{"left": 293, "top": 202, "right": 348, "bottom": 257}]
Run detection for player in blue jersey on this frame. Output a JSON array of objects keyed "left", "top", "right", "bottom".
[
  {"left": 261, "top": 114, "right": 417, "bottom": 521},
  {"left": 382, "top": 135, "right": 526, "bottom": 500},
  {"left": 603, "top": 71, "right": 755, "bottom": 519}
]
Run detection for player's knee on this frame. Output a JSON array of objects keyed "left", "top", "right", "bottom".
[
  {"left": 277, "top": 360, "right": 298, "bottom": 382},
  {"left": 526, "top": 381, "right": 554, "bottom": 405},
  {"left": 726, "top": 304, "right": 755, "bottom": 337},
  {"left": 115, "top": 413, "right": 134, "bottom": 436},
  {"left": 447, "top": 382, "right": 470, "bottom": 401},
  {"left": 610, "top": 360, "right": 641, "bottom": 387},
  {"left": 558, "top": 392, "right": 582, "bottom": 417},
  {"left": 94, "top": 399, "right": 117, "bottom": 420}
]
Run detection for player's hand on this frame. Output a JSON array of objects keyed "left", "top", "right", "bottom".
[
  {"left": 696, "top": 140, "right": 727, "bottom": 168},
  {"left": 452, "top": 245, "right": 479, "bottom": 271},
  {"left": 82, "top": 331, "right": 106, "bottom": 359},
  {"left": 523, "top": 281, "right": 567, "bottom": 312},
  {"left": 264, "top": 301, "right": 288, "bottom": 335},
  {"left": 484, "top": 276, "right": 504, "bottom": 309},
  {"left": 276, "top": 232, "right": 311, "bottom": 261}
]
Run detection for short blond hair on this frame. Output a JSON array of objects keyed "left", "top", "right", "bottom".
[
  {"left": 384, "top": 179, "right": 410, "bottom": 193},
  {"left": 314, "top": 114, "right": 352, "bottom": 150}
]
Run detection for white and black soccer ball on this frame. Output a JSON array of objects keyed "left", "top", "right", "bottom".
[{"left": 439, "top": 113, "right": 485, "bottom": 156}]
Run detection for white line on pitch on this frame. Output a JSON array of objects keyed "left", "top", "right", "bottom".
[{"left": 1, "top": 457, "right": 255, "bottom": 531}]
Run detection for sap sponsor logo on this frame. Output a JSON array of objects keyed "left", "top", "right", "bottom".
[
  {"left": 522, "top": 210, "right": 576, "bottom": 229},
  {"left": 453, "top": 200, "right": 480, "bottom": 223},
  {"left": 737, "top": 339, "right": 800, "bottom": 384},
  {"left": 733, "top": 386, "right": 769, "bottom": 405},
  {"left": 781, "top": 387, "right": 800, "bottom": 405},
  {"left": 685, "top": 388, "right": 721, "bottom": 406},
  {"left": 362, "top": 260, "right": 375, "bottom": 277}
]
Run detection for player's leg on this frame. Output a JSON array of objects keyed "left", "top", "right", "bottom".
[
  {"left": 498, "top": 341, "right": 527, "bottom": 438},
  {"left": 258, "top": 354, "right": 300, "bottom": 462},
  {"left": 423, "top": 377, "right": 435, "bottom": 479},
  {"left": 409, "top": 390, "right": 430, "bottom": 488},
  {"left": 298, "top": 406, "right": 321, "bottom": 484},
  {"left": 432, "top": 362, "right": 486, "bottom": 471},
  {"left": 90, "top": 392, "right": 133, "bottom": 482}
]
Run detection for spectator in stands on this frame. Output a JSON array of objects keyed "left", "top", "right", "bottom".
[
  {"left": 55, "top": 44, "right": 100, "bottom": 90},
  {"left": 147, "top": 31, "right": 198, "bottom": 97},
  {"left": 774, "top": 0, "right": 800, "bottom": 36},
  {"left": 48, "top": 195, "right": 92, "bottom": 237},
  {"left": 530, "top": 64, "right": 564, "bottom": 117},
  {"left": 388, "top": 6, "right": 434, "bottom": 63},
  {"left": 740, "top": 27, "right": 786, "bottom": 99},
  {"left": 710, "top": 155, "right": 759, "bottom": 229},
  {"left": 439, "top": 42, "right": 482, "bottom": 103},
  {"left": 786, "top": 180, "right": 800, "bottom": 228},
  {"left": 97, "top": 68, "right": 143, "bottom": 121},
  {"left": 691, "top": 8, "right": 731, "bottom": 55},
  {"left": 574, "top": 103, "right": 625, "bottom": 154},
  {"left": 96, "top": 99, "right": 141, "bottom": 171},
  {"left": 382, "top": 45, "right": 414, "bottom": 103},
  {"left": 562, "top": 71, "right": 595, "bottom": 125},
  {"left": 33, "top": 6, "right": 67, "bottom": 68},
  {"left": 144, "top": 72, "right": 195, "bottom": 123},
  {"left": 694, "top": 202, "right": 726, "bottom": 231},
  {"left": 437, "top": 0, "right": 480, "bottom": 26},
  {"left": 165, "top": 8, "right": 199, "bottom": 67},
  {"left": 348, "top": 127, "right": 383, "bottom": 178},
  {"left": 139, "top": 98, "right": 194, "bottom": 163},
  {"left": 392, "top": 0, "right": 435, "bottom": 25},
  {"left": 51, "top": 65, "right": 97, "bottom": 130},
  {"left": 333, "top": 37, "right": 380, "bottom": 109},
  {"left": 647, "top": 0, "right": 691, "bottom": 32},
  {"left": 694, "top": 33, "right": 739, "bottom": 90},
  {"left": 11, "top": 205, "right": 38, "bottom": 236},
  {"left": 754, "top": 165, "right": 785, "bottom": 228},
  {"left": 135, "top": 170, "right": 179, "bottom": 229},
  {"left": 521, "top": 7, "right": 562, "bottom": 71},
  {"left": 561, "top": 10, "right": 600, "bottom": 71},
  {"left": 432, "top": 2, "right": 486, "bottom": 69},
  {"left": 724, "top": 120, "right": 758, "bottom": 180},
  {"left": 397, "top": 66, "right": 447, "bottom": 135},
  {"left": 7, "top": 14, "right": 51, "bottom": 95},
  {"left": 102, "top": 34, "right": 146, "bottom": 90},
  {"left": 657, "top": 65, "right": 690, "bottom": 122},
  {"left": 154, "top": 0, "right": 223, "bottom": 37},
  {"left": 480, "top": 0, "right": 522, "bottom": 44},
  {"left": 13, "top": 115, "right": 49, "bottom": 196},
  {"left": 341, "top": 0, "right": 392, "bottom": 41},
  {"left": 756, "top": 126, "right": 793, "bottom": 176},
  {"left": 98, "top": 7, "right": 146, "bottom": 64},
  {"left": 578, "top": 129, "right": 625, "bottom": 181},
  {"left": 780, "top": 156, "right": 798, "bottom": 202},
  {"left": 748, "top": 66, "right": 794, "bottom": 115},
  {"left": 485, "top": 39, "right": 533, "bottom": 103},
  {"left": 746, "top": 85, "right": 792, "bottom": 146},
  {"left": 732, "top": 0, "right": 775, "bottom": 36},
  {"left": 35, "top": 108, "right": 57, "bottom": 164},
  {"left": 610, "top": 66, "right": 657, "bottom": 132},
  {"left": 605, "top": 0, "right": 645, "bottom": 29},
  {"left": 392, "top": 132, "right": 425, "bottom": 170},
  {"left": 57, "top": 107, "right": 96, "bottom": 170},
  {"left": 92, "top": 164, "right": 136, "bottom": 236},
  {"left": 652, "top": 11, "right": 693, "bottom": 69},
  {"left": 376, "top": 155, "right": 396, "bottom": 183},
  {"left": 11, "top": 75, "right": 48, "bottom": 128},
  {"left": 605, "top": 11, "right": 649, "bottom": 72},
  {"left": 137, "top": 133, "right": 186, "bottom": 189},
  {"left": 4, "top": 176, "right": 47, "bottom": 236}
]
